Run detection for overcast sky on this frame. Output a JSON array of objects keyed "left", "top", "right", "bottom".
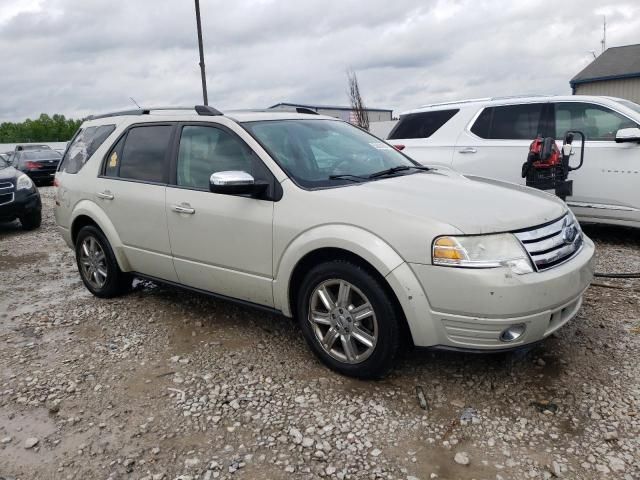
[{"left": 0, "top": 0, "right": 638, "bottom": 122}]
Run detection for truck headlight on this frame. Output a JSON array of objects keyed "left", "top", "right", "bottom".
[
  {"left": 432, "top": 233, "right": 533, "bottom": 274},
  {"left": 16, "top": 174, "right": 34, "bottom": 191}
]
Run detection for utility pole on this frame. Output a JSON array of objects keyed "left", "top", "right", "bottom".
[
  {"left": 194, "top": 0, "right": 208, "bottom": 105},
  {"left": 601, "top": 16, "right": 607, "bottom": 54}
]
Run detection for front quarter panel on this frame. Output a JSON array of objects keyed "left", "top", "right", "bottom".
[{"left": 273, "top": 223, "right": 405, "bottom": 316}]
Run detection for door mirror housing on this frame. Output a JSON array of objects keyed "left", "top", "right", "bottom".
[
  {"left": 209, "top": 171, "right": 267, "bottom": 197},
  {"left": 615, "top": 127, "right": 640, "bottom": 143}
]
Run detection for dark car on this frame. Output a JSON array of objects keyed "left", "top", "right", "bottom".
[
  {"left": 0, "top": 156, "right": 42, "bottom": 230},
  {"left": 15, "top": 144, "right": 52, "bottom": 151},
  {"left": 13, "top": 149, "right": 62, "bottom": 185}
]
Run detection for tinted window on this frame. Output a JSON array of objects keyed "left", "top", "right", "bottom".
[
  {"left": 554, "top": 102, "right": 638, "bottom": 141},
  {"left": 388, "top": 109, "right": 459, "bottom": 139},
  {"left": 118, "top": 125, "right": 172, "bottom": 183},
  {"left": 104, "top": 135, "right": 125, "bottom": 177},
  {"left": 471, "top": 104, "right": 544, "bottom": 140},
  {"left": 60, "top": 125, "right": 116, "bottom": 174},
  {"left": 177, "top": 126, "right": 266, "bottom": 189}
]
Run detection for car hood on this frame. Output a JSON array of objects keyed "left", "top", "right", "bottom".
[
  {"left": 0, "top": 166, "right": 19, "bottom": 181},
  {"left": 319, "top": 169, "right": 567, "bottom": 234}
]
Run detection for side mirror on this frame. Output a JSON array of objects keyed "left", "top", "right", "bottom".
[
  {"left": 615, "top": 127, "right": 640, "bottom": 143},
  {"left": 209, "top": 171, "right": 267, "bottom": 197}
]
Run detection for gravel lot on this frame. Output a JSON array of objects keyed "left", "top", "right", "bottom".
[{"left": 1, "top": 187, "right": 638, "bottom": 480}]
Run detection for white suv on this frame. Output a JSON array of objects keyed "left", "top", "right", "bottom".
[
  {"left": 389, "top": 95, "right": 640, "bottom": 228},
  {"left": 54, "top": 106, "right": 594, "bottom": 378}
]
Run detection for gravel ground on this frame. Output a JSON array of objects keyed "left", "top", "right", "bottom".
[{"left": 0, "top": 187, "right": 638, "bottom": 480}]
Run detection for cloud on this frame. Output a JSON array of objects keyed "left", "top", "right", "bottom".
[{"left": 0, "top": 0, "right": 638, "bottom": 122}]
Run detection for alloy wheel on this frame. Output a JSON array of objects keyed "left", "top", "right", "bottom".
[
  {"left": 79, "top": 236, "right": 108, "bottom": 289},
  {"left": 308, "top": 279, "right": 378, "bottom": 364}
]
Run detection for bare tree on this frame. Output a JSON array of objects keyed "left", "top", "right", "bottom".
[{"left": 347, "top": 70, "right": 369, "bottom": 131}]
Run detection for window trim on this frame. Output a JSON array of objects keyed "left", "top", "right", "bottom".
[
  {"left": 99, "top": 122, "right": 177, "bottom": 186},
  {"left": 169, "top": 121, "right": 283, "bottom": 201}
]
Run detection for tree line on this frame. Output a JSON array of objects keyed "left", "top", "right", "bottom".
[{"left": 0, "top": 114, "right": 82, "bottom": 143}]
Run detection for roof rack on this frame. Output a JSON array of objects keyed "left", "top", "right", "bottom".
[
  {"left": 419, "top": 98, "right": 491, "bottom": 108},
  {"left": 226, "top": 107, "right": 319, "bottom": 115},
  {"left": 86, "top": 105, "right": 223, "bottom": 120}
]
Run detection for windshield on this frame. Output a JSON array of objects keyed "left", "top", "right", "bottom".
[
  {"left": 23, "top": 150, "right": 62, "bottom": 160},
  {"left": 0, "top": 157, "right": 7, "bottom": 169},
  {"left": 242, "top": 119, "right": 417, "bottom": 188}
]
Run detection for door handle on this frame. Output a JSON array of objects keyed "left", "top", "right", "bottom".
[
  {"left": 458, "top": 147, "right": 477, "bottom": 154},
  {"left": 96, "top": 191, "right": 114, "bottom": 200},
  {"left": 171, "top": 203, "right": 195, "bottom": 215}
]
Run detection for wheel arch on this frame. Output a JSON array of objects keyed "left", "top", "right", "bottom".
[
  {"left": 70, "top": 201, "right": 131, "bottom": 271},
  {"left": 274, "top": 225, "right": 415, "bottom": 343}
]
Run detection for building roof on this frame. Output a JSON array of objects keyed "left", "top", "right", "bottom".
[
  {"left": 269, "top": 102, "right": 392, "bottom": 113},
  {"left": 571, "top": 44, "right": 640, "bottom": 86}
]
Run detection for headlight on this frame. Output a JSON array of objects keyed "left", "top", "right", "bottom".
[
  {"left": 16, "top": 174, "right": 33, "bottom": 191},
  {"left": 432, "top": 233, "right": 533, "bottom": 274}
]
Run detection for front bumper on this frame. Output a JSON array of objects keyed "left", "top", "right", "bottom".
[
  {"left": 0, "top": 190, "right": 41, "bottom": 221},
  {"left": 388, "top": 236, "right": 595, "bottom": 350}
]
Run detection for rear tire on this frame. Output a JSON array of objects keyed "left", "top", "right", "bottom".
[
  {"left": 75, "top": 225, "right": 132, "bottom": 298},
  {"left": 20, "top": 210, "right": 41, "bottom": 230},
  {"left": 296, "top": 260, "right": 400, "bottom": 379}
]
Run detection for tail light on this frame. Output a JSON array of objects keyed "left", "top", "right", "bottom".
[
  {"left": 393, "top": 144, "right": 405, "bottom": 151},
  {"left": 53, "top": 178, "right": 60, "bottom": 187},
  {"left": 25, "top": 161, "right": 40, "bottom": 169}
]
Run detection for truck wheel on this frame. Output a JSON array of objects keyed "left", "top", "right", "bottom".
[
  {"left": 297, "top": 260, "right": 400, "bottom": 379},
  {"left": 75, "top": 225, "right": 132, "bottom": 298},
  {"left": 20, "top": 210, "right": 42, "bottom": 230}
]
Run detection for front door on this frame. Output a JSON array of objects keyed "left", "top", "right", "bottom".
[
  {"left": 165, "top": 123, "right": 275, "bottom": 307},
  {"left": 551, "top": 101, "right": 640, "bottom": 224}
]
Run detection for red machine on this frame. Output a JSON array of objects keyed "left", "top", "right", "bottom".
[{"left": 521, "top": 131, "right": 585, "bottom": 200}]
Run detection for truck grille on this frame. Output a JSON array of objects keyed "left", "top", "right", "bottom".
[{"left": 513, "top": 214, "right": 583, "bottom": 271}]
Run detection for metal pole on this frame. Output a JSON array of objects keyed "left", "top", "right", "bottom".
[{"left": 194, "top": 0, "right": 208, "bottom": 105}]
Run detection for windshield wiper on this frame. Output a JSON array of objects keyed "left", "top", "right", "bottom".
[
  {"left": 368, "top": 165, "right": 430, "bottom": 179},
  {"left": 328, "top": 174, "right": 367, "bottom": 182}
]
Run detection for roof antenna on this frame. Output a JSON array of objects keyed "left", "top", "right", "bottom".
[
  {"left": 601, "top": 16, "right": 606, "bottom": 54},
  {"left": 129, "top": 97, "right": 141, "bottom": 108}
]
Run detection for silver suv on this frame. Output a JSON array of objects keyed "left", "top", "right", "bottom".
[{"left": 54, "top": 106, "right": 595, "bottom": 378}]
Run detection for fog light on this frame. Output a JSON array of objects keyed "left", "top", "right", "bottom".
[{"left": 499, "top": 324, "right": 526, "bottom": 342}]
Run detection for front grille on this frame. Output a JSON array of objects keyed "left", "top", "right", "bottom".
[
  {"left": 0, "top": 181, "right": 13, "bottom": 191},
  {"left": 514, "top": 214, "right": 583, "bottom": 271},
  {"left": 0, "top": 192, "right": 14, "bottom": 206}
]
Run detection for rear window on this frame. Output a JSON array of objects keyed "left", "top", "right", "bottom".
[
  {"left": 23, "top": 150, "right": 62, "bottom": 160},
  {"left": 60, "top": 125, "right": 116, "bottom": 174},
  {"left": 388, "top": 109, "right": 459, "bottom": 139},
  {"left": 471, "top": 104, "right": 544, "bottom": 140}
]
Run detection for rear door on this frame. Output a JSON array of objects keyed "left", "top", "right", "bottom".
[
  {"left": 551, "top": 101, "right": 640, "bottom": 224},
  {"left": 452, "top": 103, "right": 547, "bottom": 184},
  {"left": 388, "top": 109, "right": 460, "bottom": 166},
  {"left": 95, "top": 123, "right": 178, "bottom": 281},
  {"left": 165, "top": 123, "right": 275, "bottom": 307}
]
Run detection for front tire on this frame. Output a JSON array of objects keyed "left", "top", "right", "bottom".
[
  {"left": 297, "top": 260, "right": 401, "bottom": 379},
  {"left": 75, "top": 225, "right": 131, "bottom": 298},
  {"left": 20, "top": 210, "right": 42, "bottom": 230}
]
